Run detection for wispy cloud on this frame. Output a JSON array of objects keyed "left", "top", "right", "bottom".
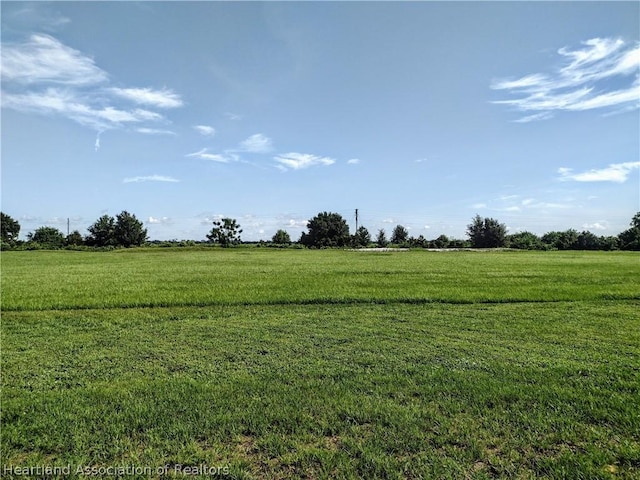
[
  {"left": 492, "top": 37, "right": 640, "bottom": 121},
  {"left": 110, "top": 87, "right": 183, "bottom": 108},
  {"left": 186, "top": 148, "right": 234, "bottom": 163},
  {"left": 347, "top": 158, "right": 361, "bottom": 165},
  {"left": 136, "top": 128, "right": 176, "bottom": 135},
  {"left": 1, "top": 33, "right": 183, "bottom": 140},
  {"left": 558, "top": 161, "right": 640, "bottom": 183},
  {"left": 193, "top": 125, "right": 216, "bottom": 136},
  {"left": 2, "top": 88, "right": 166, "bottom": 130},
  {"left": 1, "top": 33, "right": 107, "bottom": 85},
  {"left": 123, "top": 175, "right": 179, "bottom": 183},
  {"left": 274, "top": 152, "right": 335, "bottom": 171},
  {"left": 238, "top": 133, "right": 273, "bottom": 153}
]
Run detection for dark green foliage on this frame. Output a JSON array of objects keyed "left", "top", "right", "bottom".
[
  {"left": 467, "top": 214, "right": 507, "bottom": 248},
  {"left": 86, "top": 214, "right": 116, "bottom": 247},
  {"left": 432, "top": 234, "right": 449, "bottom": 249},
  {"left": 618, "top": 212, "right": 640, "bottom": 251},
  {"left": 114, "top": 211, "right": 148, "bottom": 247},
  {"left": 541, "top": 229, "right": 578, "bottom": 250},
  {"left": 1, "top": 212, "right": 20, "bottom": 246},
  {"left": 206, "top": 217, "right": 242, "bottom": 247},
  {"left": 409, "top": 235, "right": 427, "bottom": 248},
  {"left": 576, "top": 230, "right": 601, "bottom": 250},
  {"left": 376, "top": 229, "right": 388, "bottom": 247},
  {"left": 271, "top": 229, "right": 291, "bottom": 245},
  {"left": 507, "top": 231, "right": 543, "bottom": 250},
  {"left": 301, "top": 212, "right": 351, "bottom": 248},
  {"left": 65, "top": 230, "right": 84, "bottom": 246},
  {"left": 352, "top": 226, "right": 371, "bottom": 247},
  {"left": 599, "top": 236, "right": 620, "bottom": 251},
  {"left": 27, "top": 226, "right": 65, "bottom": 249},
  {"left": 390, "top": 224, "right": 409, "bottom": 244}
]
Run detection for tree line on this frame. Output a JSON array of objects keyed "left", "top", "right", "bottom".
[{"left": 1, "top": 210, "right": 639, "bottom": 251}]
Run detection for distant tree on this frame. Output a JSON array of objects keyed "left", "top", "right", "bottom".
[
  {"left": 27, "top": 226, "right": 65, "bottom": 249},
  {"left": 598, "top": 236, "right": 619, "bottom": 251},
  {"left": 390, "top": 225, "right": 409, "bottom": 245},
  {"left": 1, "top": 212, "right": 20, "bottom": 246},
  {"left": 507, "top": 231, "right": 542, "bottom": 250},
  {"left": 207, "top": 217, "right": 242, "bottom": 247},
  {"left": 618, "top": 212, "right": 640, "bottom": 251},
  {"left": 576, "top": 231, "right": 600, "bottom": 250},
  {"left": 376, "top": 229, "right": 388, "bottom": 247},
  {"left": 352, "top": 226, "right": 371, "bottom": 247},
  {"left": 66, "top": 230, "right": 84, "bottom": 246},
  {"left": 272, "top": 229, "right": 291, "bottom": 245},
  {"left": 86, "top": 214, "right": 116, "bottom": 247},
  {"left": 301, "top": 212, "right": 350, "bottom": 248},
  {"left": 410, "top": 235, "right": 427, "bottom": 248},
  {"left": 114, "top": 211, "right": 148, "bottom": 247},
  {"left": 467, "top": 215, "right": 507, "bottom": 248},
  {"left": 541, "top": 229, "right": 578, "bottom": 250},
  {"left": 433, "top": 234, "right": 449, "bottom": 249}
]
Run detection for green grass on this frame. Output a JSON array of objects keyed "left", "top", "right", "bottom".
[
  {"left": 1, "top": 249, "right": 639, "bottom": 478},
  {"left": 1, "top": 249, "right": 638, "bottom": 310}
]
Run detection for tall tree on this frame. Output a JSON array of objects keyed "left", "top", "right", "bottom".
[
  {"left": 66, "top": 230, "right": 84, "bottom": 246},
  {"left": 618, "top": 212, "right": 640, "bottom": 251},
  {"left": 467, "top": 215, "right": 507, "bottom": 248},
  {"left": 207, "top": 218, "right": 242, "bottom": 247},
  {"left": 352, "top": 226, "right": 371, "bottom": 247},
  {"left": 114, "top": 211, "right": 148, "bottom": 247},
  {"left": 376, "top": 229, "right": 388, "bottom": 247},
  {"left": 301, "top": 212, "right": 350, "bottom": 248},
  {"left": 272, "top": 229, "right": 291, "bottom": 245},
  {"left": 391, "top": 225, "right": 409, "bottom": 245},
  {"left": 1, "top": 212, "right": 20, "bottom": 245},
  {"left": 86, "top": 214, "right": 116, "bottom": 247},
  {"left": 27, "top": 226, "right": 65, "bottom": 248}
]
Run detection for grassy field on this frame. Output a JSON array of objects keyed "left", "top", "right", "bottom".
[{"left": 1, "top": 249, "right": 639, "bottom": 479}]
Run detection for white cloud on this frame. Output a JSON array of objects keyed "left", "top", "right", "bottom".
[
  {"left": 225, "top": 112, "right": 242, "bottom": 121},
  {"left": 123, "top": 175, "right": 179, "bottom": 183},
  {"left": 1, "top": 89, "right": 167, "bottom": 130},
  {"left": 148, "top": 216, "right": 172, "bottom": 224},
  {"left": 492, "top": 37, "right": 640, "bottom": 118},
  {"left": 110, "top": 87, "right": 183, "bottom": 108},
  {"left": 558, "top": 162, "right": 640, "bottom": 183},
  {"left": 514, "top": 112, "right": 555, "bottom": 123},
  {"left": 137, "top": 128, "right": 176, "bottom": 135},
  {"left": 186, "top": 148, "right": 233, "bottom": 163},
  {"left": 1, "top": 34, "right": 183, "bottom": 142},
  {"left": 1, "top": 33, "right": 108, "bottom": 85},
  {"left": 347, "top": 158, "right": 361, "bottom": 165},
  {"left": 583, "top": 222, "right": 608, "bottom": 231},
  {"left": 238, "top": 133, "right": 273, "bottom": 153},
  {"left": 193, "top": 125, "right": 216, "bottom": 136},
  {"left": 472, "top": 203, "right": 487, "bottom": 209},
  {"left": 274, "top": 152, "right": 335, "bottom": 171},
  {"left": 287, "top": 219, "right": 308, "bottom": 228}
]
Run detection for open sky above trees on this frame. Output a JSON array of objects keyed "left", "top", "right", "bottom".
[{"left": 1, "top": 2, "right": 638, "bottom": 241}]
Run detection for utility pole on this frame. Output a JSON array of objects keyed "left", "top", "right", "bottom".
[
  {"left": 67, "top": 218, "right": 70, "bottom": 237},
  {"left": 355, "top": 209, "right": 359, "bottom": 232}
]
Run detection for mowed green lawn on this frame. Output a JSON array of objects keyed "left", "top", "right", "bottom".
[{"left": 1, "top": 249, "right": 639, "bottom": 479}]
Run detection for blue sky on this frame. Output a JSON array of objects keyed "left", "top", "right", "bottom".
[{"left": 2, "top": 1, "right": 639, "bottom": 241}]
